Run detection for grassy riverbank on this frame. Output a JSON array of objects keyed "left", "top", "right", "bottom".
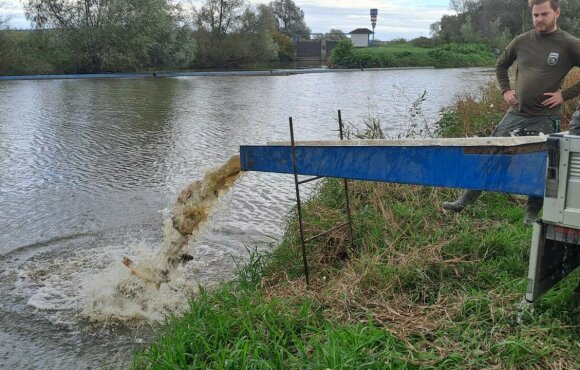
[
  {"left": 131, "top": 76, "right": 580, "bottom": 369},
  {"left": 132, "top": 187, "right": 579, "bottom": 369},
  {"left": 330, "top": 42, "right": 496, "bottom": 69}
]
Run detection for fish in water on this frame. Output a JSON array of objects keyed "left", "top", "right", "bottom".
[
  {"left": 167, "top": 253, "right": 194, "bottom": 268},
  {"left": 122, "top": 155, "right": 241, "bottom": 290},
  {"left": 122, "top": 254, "right": 194, "bottom": 290},
  {"left": 122, "top": 257, "right": 169, "bottom": 290}
]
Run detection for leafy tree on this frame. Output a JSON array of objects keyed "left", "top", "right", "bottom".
[
  {"left": 433, "top": 14, "right": 467, "bottom": 43},
  {"left": 449, "top": 0, "right": 477, "bottom": 14},
  {"left": 312, "top": 29, "right": 346, "bottom": 41},
  {"left": 269, "top": 0, "right": 310, "bottom": 39},
  {"left": 468, "top": 0, "right": 530, "bottom": 39},
  {"left": 430, "top": 21, "right": 441, "bottom": 38},
  {"left": 193, "top": 0, "right": 245, "bottom": 36},
  {"left": 239, "top": 4, "right": 276, "bottom": 35},
  {"left": 325, "top": 28, "right": 347, "bottom": 41},
  {"left": 0, "top": 2, "right": 9, "bottom": 29},
  {"left": 387, "top": 37, "right": 408, "bottom": 45},
  {"left": 238, "top": 4, "right": 278, "bottom": 60},
  {"left": 410, "top": 36, "right": 432, "bottom": 47},
  {"left": 271, "top": 31, "right": 295, "bottom": 60},
  {"left": 460, "top": 16, "right": 484, "bottom": 43},
  {"left": 192, "top": 3, "right": 278, "bottom": 67},
  {"left": 0, "top": 3, "right": 10, "bottom": 73},
  {"left": 329, "top": 39, "right": 354, "bottom": 66},
  {"left": 433, "top": 0, "right": 580, "bottom": 45},
  {"left": 560, "top": 0, "right": 580, "bottom": 36},
  {"left": 25, "top": 0, "right": 196, "bottom": 72}
]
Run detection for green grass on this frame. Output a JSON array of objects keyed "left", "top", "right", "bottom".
[
  {"left": 132, "top": 182, "right": 579, "bottom": 369},
  {"left": 356, "top": 45, "right": 434, "bottom": 68},
  {"left": 427, "top": 43, "right": 497, "bottom": 68},
  {"left": 132, "top": 286, "right": 419, "bottom": 369},
  {"left": 330, "top": 42, "right": 496, "bottom": 69}
]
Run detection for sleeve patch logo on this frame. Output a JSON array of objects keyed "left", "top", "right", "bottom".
[{"left": 547, "top": 52, "right": 560, "bottom": 66}]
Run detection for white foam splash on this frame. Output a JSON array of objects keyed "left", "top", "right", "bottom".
[
  {"left": 27, "top": 286, "right": 76, "bottom": 311},
  {"left": 80, "top": 239, "right": 199, "bottom": 323},
  {"left": 79, "top": 156, "right": 242, "bottom": 323}
]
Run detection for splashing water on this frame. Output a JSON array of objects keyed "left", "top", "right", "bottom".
[
  {"left": 82, "top": 155, "right": 243, "bottom": 322},
  {"left": 170, "top": 154, "right": 243, "bottom": 256}
]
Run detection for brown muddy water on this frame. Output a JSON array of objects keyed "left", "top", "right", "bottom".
[{"left": 0, "top": 68, "right": 493, "bottom": 369}]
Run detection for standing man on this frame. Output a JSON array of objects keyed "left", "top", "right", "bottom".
[{"left": 442, "top": 0, "right": 580, "bottom": 224}]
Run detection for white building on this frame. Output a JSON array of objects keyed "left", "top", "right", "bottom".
[{"left": 348, "top": 28, "right": 373, "bottom": 47}]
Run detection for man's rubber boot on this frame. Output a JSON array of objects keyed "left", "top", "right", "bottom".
[
  {"left": 442, "top": 190, "right": 482, "bottom": 212},
  {"left": 524, "top": 196, "right": 543, "bottom": 225}
]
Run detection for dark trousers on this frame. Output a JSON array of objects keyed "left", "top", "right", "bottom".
[{"left": 462, "top": 109, "right": 560, "bottom": 211}]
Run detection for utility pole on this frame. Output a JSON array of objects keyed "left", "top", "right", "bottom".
[{"left": 370, "top": 8, "right": 378, "bottom": 47}]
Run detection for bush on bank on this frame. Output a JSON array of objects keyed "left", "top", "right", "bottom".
[
  {"left": 330, "top": 40, "right": 496, "bottom": 69},
  {"left": 427, "top": 43, "right": 496, "bottom": 68},
  {"left": 132, "top": 74, "right": 580, "bottom": 369}
]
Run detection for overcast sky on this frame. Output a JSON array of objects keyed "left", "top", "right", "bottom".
[{"left": 0, "top": 0, "right": 453, "bottom": 40}]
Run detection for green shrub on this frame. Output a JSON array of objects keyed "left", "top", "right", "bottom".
[
  {"left": 271, "top": 31, "right": 295, "bottom": 60},
  {"left": 329, "top": 39, "right": 354, "bottom": 66},
  {"left": 428, "top": 43, "right": 495, "bottom": 68},
  {"left": 410, "top": 36, "right": 432, "bottom": 48}
]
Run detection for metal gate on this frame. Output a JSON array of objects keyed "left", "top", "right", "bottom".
[
  {"left": 296, "top": 40, "right": 322, "bottom": 58},
  {"left": 296, "top": 40, "right": 339, "bottom": 60}
]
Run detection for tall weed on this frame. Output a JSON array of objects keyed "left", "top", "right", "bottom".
[
  {"left": 344, "top": 90, "right": 434, "bottom": 140},
  {"left": 436, "top": 80, "right": 505, "bottom": 137}
]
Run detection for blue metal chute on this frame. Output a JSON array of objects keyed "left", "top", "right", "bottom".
[{"left": 240, "top": 137, "right": 549, "bottom": 197}]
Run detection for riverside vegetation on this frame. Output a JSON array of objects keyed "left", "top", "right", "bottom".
[
  {"left": 0, "top": 0, "right": 308, "bottom": 75},
  {"left": 2, "top": 0, "right": 578, "bottom": 75},
  {"left": 131, "top": 71, "right": 580, "bottom": 369},
  {"left": 329, "top": 41, "right": 497, "bottom": 69}
]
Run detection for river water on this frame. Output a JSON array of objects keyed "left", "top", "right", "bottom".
[{"left": 0, "top": 68, "right": 493, "bottom": 369}]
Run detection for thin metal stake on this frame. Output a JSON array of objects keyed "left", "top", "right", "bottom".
[
  {"left": 338, "top": 110, "right": 355, "bottom": 251},
  {"left": 289, "top": 117, "right": 310, "bottom": 286}
]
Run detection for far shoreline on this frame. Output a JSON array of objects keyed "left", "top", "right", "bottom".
[{"left": 0, "top": 66, "right": 442, "bottom": 81}]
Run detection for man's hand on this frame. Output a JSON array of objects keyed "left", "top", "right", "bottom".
[
  {"left": 542, "top": 90, "right": 564, "bottom": 108},
  {"left": 503, "top": 89, "right": 517, "bottom": 107}
]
